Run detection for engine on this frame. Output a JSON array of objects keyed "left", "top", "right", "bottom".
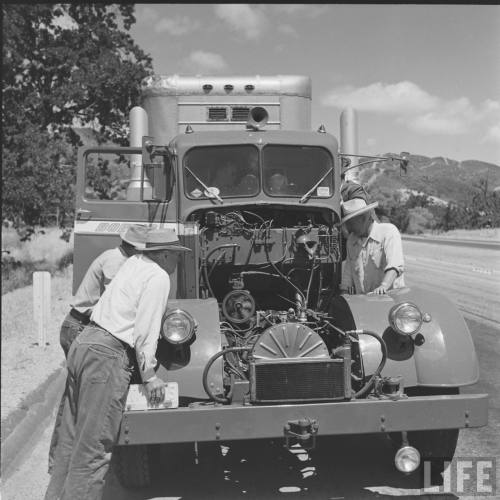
[{"left": 189, "top": 207, "right": 366, "bottom": 404}]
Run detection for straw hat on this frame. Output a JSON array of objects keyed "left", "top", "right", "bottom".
[
  {"left": 340, "top": 198, "right": 378, "bottom": 225},
  {"left": 120, "top": 224, "right": 149, "bottom": 247},
  {"left": 134, "top": 228, "right": 191, "bottom": 252}
]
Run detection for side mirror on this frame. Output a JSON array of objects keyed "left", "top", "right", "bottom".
[{"left": 141, "top": 136, "right": 172, "bottom": 201}]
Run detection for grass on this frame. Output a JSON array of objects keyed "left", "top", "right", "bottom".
[{"left": 1, "top": 226, "right": 74, "bottom": 294}]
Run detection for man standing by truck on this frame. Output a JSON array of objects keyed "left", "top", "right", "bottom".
[
  {"left": 58, "top": 224, "right": 148, "bottom": 355},
  {"left": 340, "top": 198, "right": 405, "bottom": 295},
  {"left": 45, "top": 228, "right": 191, "bottom": 500},
  {"left": 48, "top": 224, "right": 147, "bottom": 473}
]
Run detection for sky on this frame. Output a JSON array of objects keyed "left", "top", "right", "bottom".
[{"left": 130, "top": 4, "right": 500, "bottom": 166}]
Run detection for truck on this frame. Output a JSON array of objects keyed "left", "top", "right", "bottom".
[{"left": 74, "top": 74, "right": 488, "bottom": 487}]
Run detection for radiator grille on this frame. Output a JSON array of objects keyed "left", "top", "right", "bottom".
[
  {"left": 250, "top": 359, "right": 346, "bottom": 403},
  {"left": 207, "top": 107, "right": 228, "bottom": 121}
]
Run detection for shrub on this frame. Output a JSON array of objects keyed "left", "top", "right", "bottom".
[{"left": 1, "top": 226, "right": 74, "bottom": 294}]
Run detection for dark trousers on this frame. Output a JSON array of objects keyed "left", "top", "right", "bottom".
[
  {"left": 48, "top": 312, "right": 88, "bottom": 473},
  {"left": 45, "top": 325, "right": 134, "bottom": 500}
]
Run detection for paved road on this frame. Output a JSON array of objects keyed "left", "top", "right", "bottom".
[
  {"left": 3, "top": 241, "right": 499, "bottom": 499},
  {"left": 402, "top": 235, "right": 500, "bottom": 251}
]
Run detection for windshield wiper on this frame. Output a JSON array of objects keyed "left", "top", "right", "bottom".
[
  {"left": 185, "top": 166, "right": 223, "bottom": 203},
  {"left": 298, "top": 166, "right": 333, "bottom": 204}
]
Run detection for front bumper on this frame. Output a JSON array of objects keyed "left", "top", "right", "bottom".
[{"left": 117, "top": 393, "right": 488, "bottom": 445}]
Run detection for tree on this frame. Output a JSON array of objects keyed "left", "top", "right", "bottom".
[{"left": 2, "top": 4, "right": 153, "bottom": 228}]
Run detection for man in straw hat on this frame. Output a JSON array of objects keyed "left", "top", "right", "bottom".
[
  {"left": 59, "top": 224, "right": 148, "bottom": 356},
  {"left": 48, "top": 223, "right": 147, "bottom": 473},
  {"left": 339, "top": 198, "right": 405, "bottom": 295},
  {"left": 45, "top": 228, "right": 191, "bottom": 500}
]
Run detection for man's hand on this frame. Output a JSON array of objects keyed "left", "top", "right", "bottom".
[
  {"left": 370, "top": 284, "right": 388, "bottom": 295},
  {"left": 144, "top": 376, "right": 165, "bottom": 407}
]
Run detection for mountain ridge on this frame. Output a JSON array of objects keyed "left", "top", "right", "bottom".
[{"left": 358, "top": 154, "right": 500, "bottom": 205}]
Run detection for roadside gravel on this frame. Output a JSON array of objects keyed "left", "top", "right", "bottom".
[{"left": 1, "top": 266, "right": 72, "bottom": 438}]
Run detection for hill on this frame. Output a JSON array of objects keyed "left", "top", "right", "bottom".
[{"left": 358, "top": 154, "right": 500, "bottom": 206}]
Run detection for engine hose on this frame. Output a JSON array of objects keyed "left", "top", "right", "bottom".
[
  {"left": 202, "top": 262, "right": 216, "bottom": 299},
  {"left": 350, "top": 329, "right": 388, "bottom": 399},
  {"left": 263, "top": 230, "right": 305, "bottom": 302},
  {"left": 202, "top": 347, "right": 252, "bottom": 403}
]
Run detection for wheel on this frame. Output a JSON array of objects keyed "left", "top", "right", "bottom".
[
  {"left": 390, "top": 387, "right": 460, "bottom": 484},
  {"left": 113, "top": 444, "right": 159, "bottom": 488}
]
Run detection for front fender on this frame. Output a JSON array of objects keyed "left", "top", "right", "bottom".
[
  {"left": 343, "top": 286, "right": 479, "bottom": 387},
  {"left": 155, "top": 298, "right": 223, "bottom": 399}
]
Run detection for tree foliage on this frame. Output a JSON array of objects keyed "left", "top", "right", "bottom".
[{"left": 2, "top": 4, "right": 153, "bottom": 228}]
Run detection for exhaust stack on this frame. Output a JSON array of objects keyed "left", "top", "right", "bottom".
[
  {"left": 340, "top": 108, "right": 359, "bottom": 182},
  {"left": 127, "top": 106, "right": 152, "bottom": 201}
]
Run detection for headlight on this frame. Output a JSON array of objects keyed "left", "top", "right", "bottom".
[
  {"left": 162, "top": 309, "right": 195, "bottom": 344},
  {"left": 394, "top": 445, "right": 420, "bottom": 473},
  {"left": 388, "top": 302, "right": 423, "bottom": 336}
]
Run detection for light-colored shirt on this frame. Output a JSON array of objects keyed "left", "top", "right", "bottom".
[
  {"left": 341, "top": 221, "right": 405, "bottom": 294},
  {"left": 72, "top": 247, "right": 127, "bottom": 315},
  {"left": 91, "top": 254, "right": 170, "bottom": 383}
]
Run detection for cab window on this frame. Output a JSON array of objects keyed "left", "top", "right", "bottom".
[
  {"left": 85, "top": 153, "right": 130, "bottom": 201},
  {"left": 262, "top": 145, "right": 333, "bottom": 198},
  {"left": 184, "top": 145, "right": 259, "bottom": 199}
]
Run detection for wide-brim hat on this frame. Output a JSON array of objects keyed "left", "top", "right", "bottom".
[
  {"left": 340, "top": 198, "right": 378, "bottom": 225},
  {"left": 120, "top": 224, "right": 149, "bottom": 247},
  {"left": 137, "top": 228, "right": 191, "bottom": 252}
]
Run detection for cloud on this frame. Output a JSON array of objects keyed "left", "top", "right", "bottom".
[
  {"left": 138, "top": 6, "right": 158, "bottom": 24},
  {"left": 277, "top": 24, "right": 298, "bottom": 37},
  {"left": 214, "top": 4, "right": 267, "bottom": 40},
  {"left": 154, "top": 16, "right": 200, "bottom": 36},
  {"left": 322, "top": 81, "right": 438, "bottom": 114},
  {"left": 273, "top": 5, "right": 329, "bottom": 18},
  {"left": 181, "top": 51, "right": 228, "bottom": 74},
  {"left": 484, "top": 125, "right": 500, "bottom": 143},
  {"left": 323, "top": 81, "right": 500, "bottom": 137}
]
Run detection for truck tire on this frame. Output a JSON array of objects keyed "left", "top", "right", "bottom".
[{"left": 113, "top": 444, "right": 159, "bottom": 488}]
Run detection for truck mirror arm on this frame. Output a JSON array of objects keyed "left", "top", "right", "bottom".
[{"left": 339, "top": 152, "right": 410, "bottom": 174}]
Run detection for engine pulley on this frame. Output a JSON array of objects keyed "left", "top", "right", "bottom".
[
  {"left": 222, "top": 290, "right": 256, "bottom": 324},
  {"left": 252, "top": 323, "right": 329, "bottom": 359}
]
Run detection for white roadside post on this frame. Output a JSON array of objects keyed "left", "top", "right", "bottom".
[{"left": 33, "top": 271, "right": 51, "bottom": 346}]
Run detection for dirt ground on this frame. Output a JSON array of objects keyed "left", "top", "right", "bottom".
[{"left": 1, "top": 266, "right": 72, "bottom": 434}]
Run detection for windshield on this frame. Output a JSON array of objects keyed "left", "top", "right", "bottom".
[
  {"left": 184, "top": 145, "right": 259, "bottom": 199},
  {"left": 262, "top": 145, "right": 333, "bottom": 198}
]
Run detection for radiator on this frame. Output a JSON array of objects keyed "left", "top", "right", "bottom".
[{"left": 249, "top": 358, "right": 349, "bottom": 404}]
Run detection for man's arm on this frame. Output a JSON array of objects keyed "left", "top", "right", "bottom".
[
  {"left": 133, "top": 272, "right": 170, "bottom": 403},
  {"left": 72, "top": 252, "right": 108, "bottom": 315},
  {"left": 371, "top": 225, "right": 404, "bottom": 295}
]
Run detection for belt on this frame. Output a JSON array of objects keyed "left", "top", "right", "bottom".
[
  {"left": 70, "top": 308, "right": 90, "bottom": 324},
  {"left": 88, "top": 321, "right": 132, "bottom": 351}
]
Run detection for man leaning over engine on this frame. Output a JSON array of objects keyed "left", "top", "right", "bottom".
[
  {"left": 48, "top": 224, "right": 147, "bottom": 473},
  {"left": 44, "top": 228, "right": 191, "bottom": 500},
  {"left": 339, "top": 198, "right": 405, "bottom": 295}
]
